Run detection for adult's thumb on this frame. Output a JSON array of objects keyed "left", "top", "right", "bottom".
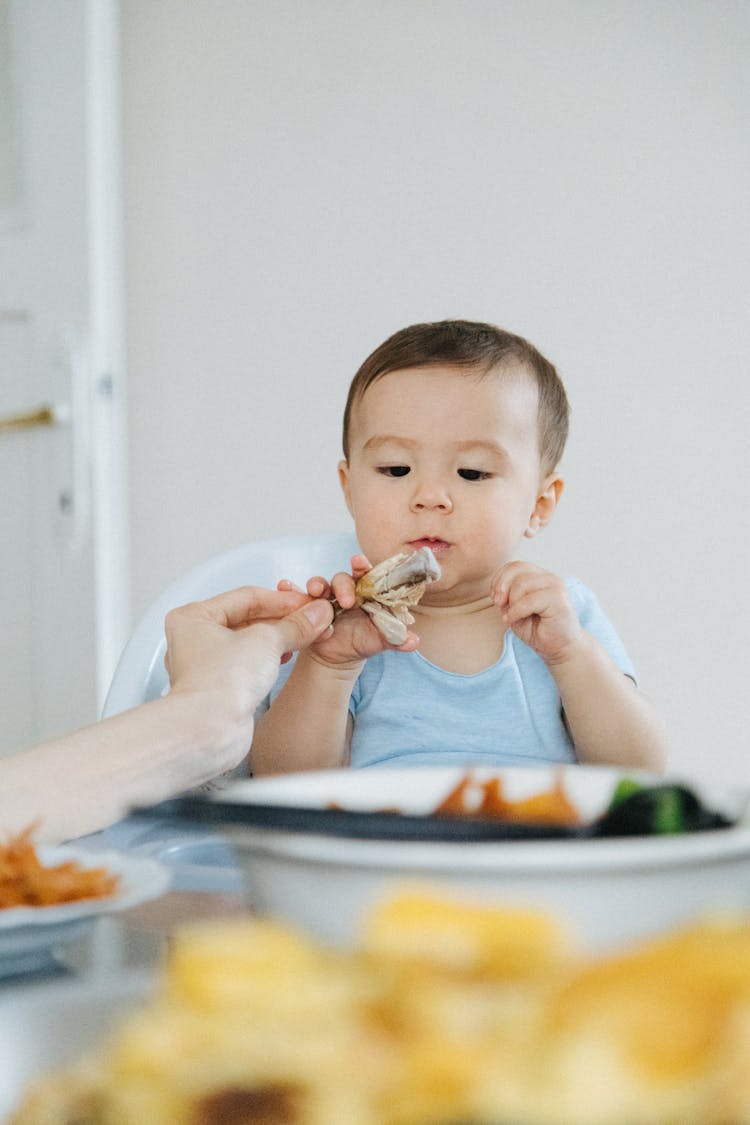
[{"left": 274, "top": 598, "right": 334, "bottom": 655}]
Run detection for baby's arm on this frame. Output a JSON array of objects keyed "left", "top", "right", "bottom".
[
  {"left": 251, "top": 648, "right": 360, "bottom": 774},
  {"left": 542, "top": 630, "right": 667, "bottom": 770},
  {"left": 492, "top": 562, "right": 668, "bottom": 771},
  {"left": 250, "top": 557, "right": 419, "bottom": 776}
]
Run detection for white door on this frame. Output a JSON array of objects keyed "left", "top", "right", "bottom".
[{"left": 0, "top": 0, "right": 128, "bottom": 756}]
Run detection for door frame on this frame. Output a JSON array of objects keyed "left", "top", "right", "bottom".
[{"left": 85, "top": 0, "right": 130, "bottom": 710}]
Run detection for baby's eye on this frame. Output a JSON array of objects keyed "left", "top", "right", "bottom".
[
  {"left": 377, "top": 465, "right": 411, "bottom": 478},
  {"left": 458, "top": 468, "right": 491, "bottom": 481}
]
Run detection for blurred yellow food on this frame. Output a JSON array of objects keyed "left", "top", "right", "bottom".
[
  {"left": 364, "top": 888, "right": 574, "bottom": 976},
  {"left": 13, "top": 892, "right": 750, "bottom": 1125}
]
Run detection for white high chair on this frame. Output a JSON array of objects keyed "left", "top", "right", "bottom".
[{"left": 102, "top": 531, "right": 359, "bottom": 719}]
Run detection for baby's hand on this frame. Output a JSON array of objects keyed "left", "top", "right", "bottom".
[
  {"left": 490, "top": 561, "right": 583, "bottom": 666},
  {"left": 277, "top": 554, "right": 419, "bottom": 669}
]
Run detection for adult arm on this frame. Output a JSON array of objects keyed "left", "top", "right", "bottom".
[{"left": 0, "top": 587, "right": 333, "bottom": 842}]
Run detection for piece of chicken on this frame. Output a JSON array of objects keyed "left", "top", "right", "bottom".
[{"left": 334, "top": 546, "right": 441, "bottom": 644}]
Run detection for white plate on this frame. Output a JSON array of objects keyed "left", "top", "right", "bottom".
[
  {"left": 197, "top": 762, "right": 744, "bottom": 838},
  {"left": 161, "top": 765, "right": 750, "bottom": 950},
  {"left": 0, "top": 846, "right": 170, "bottom": 977}
]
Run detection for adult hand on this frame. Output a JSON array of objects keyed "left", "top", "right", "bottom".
[
  {"left": 0, "top": 588, "right": 334, "bottom": 844},
  {"left": 164, "top": 586, "right": 335, "bottom": 718}
]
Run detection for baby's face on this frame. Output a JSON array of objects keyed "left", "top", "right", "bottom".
[{"left": 339, "top": 364, "right": 553, "bottom": 605}]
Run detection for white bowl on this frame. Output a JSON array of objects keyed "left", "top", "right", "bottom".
[{"left": 163, "top": 765, "right": 750, "bottom": 951}]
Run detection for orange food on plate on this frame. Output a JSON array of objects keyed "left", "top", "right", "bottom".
[
  {"left": 434, "top": 771, "right": 582, "bottom": 826},
  {"left": 0, "top": 825, "right": 120, "bottom": 909}
]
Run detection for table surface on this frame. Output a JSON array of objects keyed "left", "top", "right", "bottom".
[{"left": 0, "top": 886, "right": 249, "bottom": 988}]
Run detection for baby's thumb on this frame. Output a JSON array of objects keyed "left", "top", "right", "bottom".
[{"left": 274, "top": 598, "right": 334, "bottom": 657}]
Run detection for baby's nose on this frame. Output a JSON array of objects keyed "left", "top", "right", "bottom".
[{"left": 410, "top": 478, "right": 453, "bottom": 512}]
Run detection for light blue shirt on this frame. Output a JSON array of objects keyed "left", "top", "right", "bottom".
[{"left": 268, "top": 577, "right": 635, "bottom": 769}]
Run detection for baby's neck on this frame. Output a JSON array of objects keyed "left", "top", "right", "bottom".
[
  {"left": 415, "top": 595, "right": 495, "bottom": 618},
  {"left": 412, "top": 598, "right": 505, "bottom": 675}
]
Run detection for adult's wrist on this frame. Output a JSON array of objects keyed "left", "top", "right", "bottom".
[{"left": 168, "top": 685, "right": 253, "bottom": 765}]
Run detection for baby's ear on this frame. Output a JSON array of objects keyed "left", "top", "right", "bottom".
[
  {"left": 524, "top": 475, "right": 564, "bottom": 539},
  {"left": 338, "top": 459, "right": 354, "bottom": 516}
]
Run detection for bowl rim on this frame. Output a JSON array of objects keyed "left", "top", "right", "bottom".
[{"left": 224, "top": 819, "right": 750, "bottom": 873}]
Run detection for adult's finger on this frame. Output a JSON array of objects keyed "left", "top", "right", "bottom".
[
  {"left": 176, "top": 585, "right": 313, "bottom": 630},
  {"left": 270, "top": 598, "right": 334, "bottom": 655}
]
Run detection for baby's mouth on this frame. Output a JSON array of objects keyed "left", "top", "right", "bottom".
[{"left": 408, "top": 537, "right": 451, "bottom": 554}]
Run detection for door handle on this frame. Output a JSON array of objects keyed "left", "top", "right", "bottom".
[{"left": 0, "top": 403, "right": 68, "bottom": 433}]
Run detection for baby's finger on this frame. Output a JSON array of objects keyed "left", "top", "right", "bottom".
[
  {"left": 350, "top": 553, "right": 372, "bottom": 581},
  {"left": 504, "top": 586, "right": 557, "bottom": 628},
  {"left": 277, "top": 578, "right": 305, "bottom": 594},
  {"left": 330, "top": 570, "right": 358, "bottom": 610},
  {"left": 502, "top": 566, "right": 552, "bottom": 604},
  {"left": 393, "top": 629, "right": 420, "bottom": 653},
  {"left": 490, "top": 572, "right": 509, "bottom": 608},
  {"left": 306, "top": 575, "right": 331, "bottom": 599},
  {"left": 491, "top": 560, "right": 530, "bottom": 606}
]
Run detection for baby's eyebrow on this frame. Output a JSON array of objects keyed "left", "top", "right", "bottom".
[
  {"left": 453, "top": 439, "right": 512, "bottom": 462},
  {"left": 361, "top": 434, "right": 419, "bottom": 453},
  {"left": 361, "top": 435, "right": 512, "bottom": 465}
]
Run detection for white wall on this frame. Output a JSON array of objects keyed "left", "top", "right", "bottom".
[{"left": 121, "top": 0, "right": 749, "bottom": 784}]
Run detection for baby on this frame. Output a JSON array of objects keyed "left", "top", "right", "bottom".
[{"left": 251, "top": 320, "right": 667, "bottom": 774}]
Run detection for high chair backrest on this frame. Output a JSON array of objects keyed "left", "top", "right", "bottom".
[{"left": 102, "top": 531, "right": 359, "bottom": 718}]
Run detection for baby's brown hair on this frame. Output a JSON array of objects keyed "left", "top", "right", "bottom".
[{"left": 342, "top": 320, "right": 570, "bottom": 475}]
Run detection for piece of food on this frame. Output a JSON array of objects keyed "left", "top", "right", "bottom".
[
  {"left": 0, "top": 826, "right": 119, "bottom": 908},
  {"left": 337, "top": 546, "right": 441, "bottom": 644},
  {"left": 596, "top": 780, "right": 733, "bottom": 836},
  {"left": 12, "top": 893, "right": 750, "bottom": 1125},
  {"left": 434, "top": 772, "right": 582, "bottom": 827}
]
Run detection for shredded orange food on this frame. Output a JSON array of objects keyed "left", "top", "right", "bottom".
[
  {"left": 434, "top": 771, "right": 582, "bottom": 826},
  {"left": 0, "top": 825, "right": 120, "bottom": 909},
  {"left": 329, "top": 771, "right": 583, "bottom": 827}
]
